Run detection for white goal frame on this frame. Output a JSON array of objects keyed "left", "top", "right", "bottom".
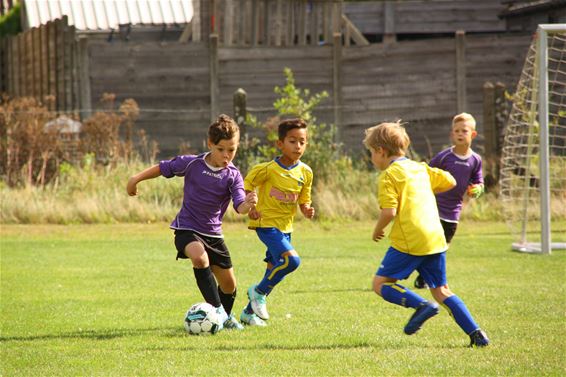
[{"left": 513, "top": 24, "right": 566, "bottom": 255}]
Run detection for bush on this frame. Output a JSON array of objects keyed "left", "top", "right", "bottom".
[
  {"left": 0, "top": 3, "right": 21, "bottom": 37},
  {"left": 235, "top": 68, "right": 348, "bottom": 182},
  {"left": 0, "top": 94, "right": 155, "bottom": 188}
]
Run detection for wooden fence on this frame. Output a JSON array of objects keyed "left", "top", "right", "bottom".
[
  {"left": 193, "top": 0, "right": 368, "bottom": 47},
  {"left": 0, "top": 15, "right": 531, "bottom": 158},
  {"left": 1, "top": 16, "right": 83, "bottom": 113}
]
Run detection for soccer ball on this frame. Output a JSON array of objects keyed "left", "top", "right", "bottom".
[{"left": 183, "top": 302, "right": 221, "bottom": 335}]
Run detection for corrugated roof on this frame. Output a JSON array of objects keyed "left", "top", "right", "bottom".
[{"left": 22, "top": 0, "right": 193, "bottom": 31}]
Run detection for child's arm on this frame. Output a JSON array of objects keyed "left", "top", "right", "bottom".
[
  {"left": 372, "top": 208, "right": 396, "bottom": 242},
  {"left": 467, "top": 156, "right": 484, "bottom": 199},
  {"left": 236, "top": 191, "right": 258, "bottom": 214},
  {"left": 127, "top": 165, "right": 161, "bottom": 196},
  {"left": 300, "top": 203, "right": 315, "bottom": 219}
]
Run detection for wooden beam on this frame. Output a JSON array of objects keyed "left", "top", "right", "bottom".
[
  {"left": 342, "top": 14, "right": 369, "bottom": 46},
  {"left": 333, "top": 32, "right": 343, "bottom": 134},
  {"left": 78, "top": 37, "right": 92, "bottom": 119},
  {"left": 383, "top": 1, "right": 396, "bottom": 43},
  {"left": 179, "top": 21, "right": 193, "bottom": 43},
  {"left": 209, "top": 34, "right": 219, "bottom": 122},
  {"left": 455, "top": 30, "right": 467, "bottom": 112}
]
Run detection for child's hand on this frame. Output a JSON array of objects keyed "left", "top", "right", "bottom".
[
  {"left": 467, "top": 183, "right": 484, "bottom": 199},
  {"left": 248, "top": 207, "right": 261, "bottom": 220},
  {"left": 301, "top": 204, "right": 315, "bottom": 219},
  {"left": 126, "top": 178, "right": 138, "bottom": 196},
  {"left": 372, "top": 227, "right": 385, "bottom": 242},
  {"left": 244, "top": 191, "right": 258, "bottom": 206}
]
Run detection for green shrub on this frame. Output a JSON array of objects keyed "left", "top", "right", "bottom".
[{"left": 0, "top": 3, "right": 21, "bottom": 37}]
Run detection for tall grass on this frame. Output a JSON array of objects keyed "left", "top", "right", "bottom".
[{"left": 4, "top": 155, "right": 564, "bottom": 224}]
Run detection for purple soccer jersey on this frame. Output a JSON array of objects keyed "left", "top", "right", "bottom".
[
  {"left": 159, "top": 153, "right": 246, "bottom": 236},
  {"left": 429, "top": 147, "right": 483, "bottom": 222}
]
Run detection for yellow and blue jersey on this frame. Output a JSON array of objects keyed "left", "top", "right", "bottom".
[
  {"left": 377, "top": 159, "right": 456, "bottom": 256},
  {"left": 244, "top": 157, "right": 313, "bottom": 233}
]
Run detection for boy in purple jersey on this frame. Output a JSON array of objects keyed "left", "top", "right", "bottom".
[
  {"left": 414, "top": 112, "right": 484, "bottom": 289},
  {"left": 127, "top": 114, "right": 257, "bottom": 331}
]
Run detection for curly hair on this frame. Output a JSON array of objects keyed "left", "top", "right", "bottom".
[{"left": 208, "top": 114, "right": 240, "bottom": 144}]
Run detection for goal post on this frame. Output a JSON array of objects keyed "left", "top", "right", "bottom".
[{"left": 500, "top": 24, "right": 566, "bottom": 255}]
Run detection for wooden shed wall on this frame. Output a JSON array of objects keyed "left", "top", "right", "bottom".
[
  {"left": 80, "top": 33, "right": 532, "bottom": 158},
  {"left": 87, "top": 41, "right": 211, "bottom": 154},
  {"left": 344, "top": 0, "right": 507, "bottom": 35}
]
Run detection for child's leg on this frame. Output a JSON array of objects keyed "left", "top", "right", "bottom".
[
  {"left": 431, "top": 287, "right": 480, "bottom": 335},
  {"left": 243, "top": 263, "right": 272, "bottom": 314},
  {"left": 185, "top": 242, "right": 222, "bottom": 308},
  {"left": 255, "top": 250, "right": 301, "bottom": 295},
  {"left": 374, "top": 275, "right": 427, "bottom": 309},
  {"left": 212, "top": 266, "right": 237, "bottom": 315}
]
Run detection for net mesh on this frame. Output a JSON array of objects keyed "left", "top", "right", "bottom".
[{"left": 500, "top": 30, "right": 566, "bottom": 249}]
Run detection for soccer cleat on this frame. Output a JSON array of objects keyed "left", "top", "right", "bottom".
[
  {"left": 469, "top": 329, "right": 490, "bottom": 347},
  {"left": 223, "top": 314, "right": 244, "bottom": 330},
  {"left": 403, "top": 301, "right": 439, "bottom": 335},
  {"left": 247, "top": 285, "right": 269, "bottom": 320},
  {"left": 215, "top": 306, "right": 229, "bottom": 331},
  {"left": 240, "top": 310, "right": 267, "bottom": 327},
  {"left": 413, "top": 275, "right": 429, "bottom": 289}
]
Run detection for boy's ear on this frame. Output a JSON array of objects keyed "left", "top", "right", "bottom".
[
  {"left": 207, "top": 139, "right": 213, "bottom": 149},
  {"left": 471, "top": 130, "right": 478, "bottom": 139},
  {"left": 276, "top": 139, "right": 284, "bottom": 149}
]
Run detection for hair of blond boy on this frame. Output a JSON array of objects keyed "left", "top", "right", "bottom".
[
  {"left": 363, "top": 121, "right": 410, "bottom": 156},
  {"left": 209, "top": 114, "right": 240, "bottom": 144},
  {"left": 278, "top": 118, "right": 308, "bottom": 140},
  {"left": 452, "top": 112, "right": 476, "bottom": 130}
]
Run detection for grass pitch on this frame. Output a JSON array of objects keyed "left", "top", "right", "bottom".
[{"left": 1, "top": 221, "right": 565, "bottom": 376}]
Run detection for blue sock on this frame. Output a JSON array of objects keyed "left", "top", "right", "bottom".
[
  {"left": 380, "top": 283, "right": 427, "bottom": 308},
  {"left": 256, "top": 255, "right": 301, "bottom": 296},
  {"left": 442, "top": 295, "right": 480, "bottom": 335}
]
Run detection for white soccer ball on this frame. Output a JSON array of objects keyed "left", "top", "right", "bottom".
[{"left": 184, "top": 302, "right": 221, "bottom": 335}]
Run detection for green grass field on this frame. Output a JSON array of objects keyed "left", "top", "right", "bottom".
[{"left": 1, "top": 221, "right": 565, "bottom": 376}]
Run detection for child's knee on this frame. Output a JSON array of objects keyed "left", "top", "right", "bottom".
[
  {"left": 372, "top": 278, "right": 384, "bottom": 296},
  {"left": 286, "top": 255, "right": 301, "bottom": 272}
]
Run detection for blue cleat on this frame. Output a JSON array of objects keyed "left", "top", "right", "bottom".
[
  {"left": 247, "top": 285, "right": 269, "bottom": 320},
  {"left": 240, "top": 309, "right": 267, "bottom": 327},
  {"left": 404, "top": 302, "right": 439, "bottom": 335},
  {"left": 469, "top": 329, "right": 490, "bottom": 347}
]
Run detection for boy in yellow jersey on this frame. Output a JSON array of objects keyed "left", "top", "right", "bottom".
[
  {"left": 240, "top": 118, "right": 315, "bottom": 326},
  {"left": 364, "top": 121, "right": 489, "bottom": 347}
]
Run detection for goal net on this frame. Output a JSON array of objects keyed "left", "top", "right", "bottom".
[{"left": 500, "top": 25, "right": 566, "bottom": 254}]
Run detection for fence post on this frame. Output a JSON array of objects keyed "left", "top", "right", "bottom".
[
  {"left": 455, "top": 30, "right": 467, "bottom": 112},
  {"left": 209, "top": 33, "right": 220, "bottom": 123},
  {"left": 333, "top": 32, "right": 343, "bottom": 139},
  {"left": 383, "top": 2, "right": 396, "bottom": 44},
  {"left": 78, "top": 37, "right": 92, "bottom": 119},
  {"left": 483, "top": 81, "right": 496, "bottom": 158},
  {"left": 233, "top": 88, "right": 247, "bottom": 135}
]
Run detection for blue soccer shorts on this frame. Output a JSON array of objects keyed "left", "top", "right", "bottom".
[
  {"left": 255, "top": 227, "right": 293, "bottom": 265},
  {"left": 376, "top": 246, "right": 447, "bottom": 288}
]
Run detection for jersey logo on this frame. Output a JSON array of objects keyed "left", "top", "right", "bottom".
[
  {"left": 202, "top": 169, "right": 222, "bottom": 179},
  {"left": 454, "top": 161, "right": 470, "bottom": 167},
  {"left": 269, "top": 187, "right": 298, "bottom": 203}
]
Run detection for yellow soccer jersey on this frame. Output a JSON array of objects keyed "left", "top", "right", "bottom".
[
  {"left": 377, "top": 159, "right": 456, "bottom": 256},
  {"left": 244, "top": 158, "right": 313, "bottom": 233}
]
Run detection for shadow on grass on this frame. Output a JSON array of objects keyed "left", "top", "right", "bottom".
[{"left": 0, "top": 326, "right": 180, "bottom": 342}]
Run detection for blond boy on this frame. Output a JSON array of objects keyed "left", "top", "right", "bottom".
[
  {"left": 364, "top": 121, "right": 489, "bottom": 347},
  {"left": 414, "top": 113, "right": 484, "bottom": 289}
]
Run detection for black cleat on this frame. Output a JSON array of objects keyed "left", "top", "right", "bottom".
[
  {"left": 469, "top": 329, "right": 490, "bottom": 347},
  {"left": 404, "top": 302, "right": 439, "bottom": 335},
  {"left": 413, "top": 274, "right": 428, "bottom": 289}
]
